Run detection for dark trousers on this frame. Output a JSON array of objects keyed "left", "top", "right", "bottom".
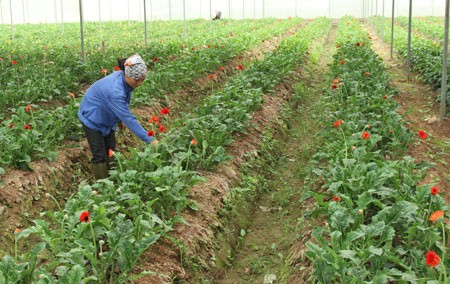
[{"left": 82, "top": 123, "right": 116, "bottom": 164}]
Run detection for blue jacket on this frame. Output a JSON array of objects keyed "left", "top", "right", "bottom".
[{"left": 78, "top": 71, "right": 153, "bottom": 144}]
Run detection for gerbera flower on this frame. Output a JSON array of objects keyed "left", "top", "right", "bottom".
[
  {"left": 79, "top": 211, "right": 90, "bottom": 223},
  {"left": 425, "top": 251, "right": 441, "bottom": 267},
  {"left": 418, "top": 130, "right": 427, "bottom": 139},
  {"left": 429, "top": 210, "right": 444, "bottom": 223},
  {"left": 361, "top": 131, "right": 370, "bottom": 140}
]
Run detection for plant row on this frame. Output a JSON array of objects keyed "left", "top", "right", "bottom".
[
  {"left": 0, "top": 18, "right": 301, "bottom": 173},
  {"left": 371, "top": 17, "right": 448, "bottom": 101},
  {"left": 306, "top": 16, "right": 449, "bottom": 283},
  {"left": 0, "top": 18, "right": 331, "bottom": 283}
]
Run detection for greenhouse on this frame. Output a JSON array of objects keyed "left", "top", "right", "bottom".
[{"left": 1, "top": 0, "right": 450, "bottom": 283}]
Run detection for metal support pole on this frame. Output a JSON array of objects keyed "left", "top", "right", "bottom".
[
  {"left": 144, "top": 0, "right": 148, "bottom": 47},
  {"left": 328, "top": 0, "right": 331, "bottom": 18},
  {"left": 376, "top": 0, "right": 378, "bottom": 16},
  {"left": 391, "top": 0, "right": 394, "bottom": 59},
  {"left": 295, "top": 0, "right": 297, "bottom": 17},
  {"left": 21, "top": 0, "right": 24, "bottom": 23},
  {"left": 407, "top": 0, "right": 412, "bottom": 81},
  {"left": 382, "top": 0, "right": 385, "bottom": 42},
  {"left": 0, "top": 0, "right": 3, "bottom": 25},
  {"left": 183, "top": 0, "right": 187, "bottom": 37},
  {"left": 209, "top": 0, "right": 212, "bottom": 32},
  {"left": 79, "top": 0, "right": 85, "bottom": 61},
  {"left": 61, "top": 0, "right": 64, "bottom": 32},
  {"left": 440, "top": 0, "right": 449, "bottom": 119},
  {"left": 263, "top": 0, "right": 265, "bottom": 18},
  {"left": 9, "top": 0, "right": 13, "bottom": 40},
  {"left": 98, "top": 0, "right": 101, "bottom": 26}
]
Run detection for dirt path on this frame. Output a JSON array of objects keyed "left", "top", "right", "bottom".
[
  {"left": 363, "top": 24, "right": 450, "bottom": 203},
  {"left": 199, "top": 22, "right": 338, "bottom": 284}
]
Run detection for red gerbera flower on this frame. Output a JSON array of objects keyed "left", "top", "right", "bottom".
[
  {"left": 333, "top": 119, "right": 342, "bottom": 128},
  {"left": 356, "top": 42, "right": 360, "bottom": 46},
  {"left": 235, "top": 65, "right": 244, "bottom": 70},
  {"left": 79, "top": 211, "right": 90, "bottom": 223},
  {"left": 383, "top": 95, "right": 387, "bottom": 99},
  {"left": 24, "top": 124, "right": 31, "bottom": 130},
  {"left": 362, "top": 131, "right": 370, "bottom": 140},
  {"left": 340, "top": 60, "right": 345, "bottom": 65},
  {"left": 333, "top": 195, "right": 340, "bottom": 202},
  {"left": 153, "top": 56, "right": 158, "bottom": 62},
  {"left": 160, "top": 107, "right": 170, "bottom": 115},
  {"left": 331, "top": 84, "right": 338, "bottom": 90},
  {"left": 208, "top": 74, "right": 216, "bottom": 79},
  {"left": 147, "top": 130, "right": 155, "bottom": 137},
  {"left": 418, "top": 130, "right": 427, "bottom": 139},
  {"left": 430, "top": 186, "right": 439, "bottom": 196},
  {"left": 191, "top": 138, "right": 197, "bottom": 146},
  {"left": 425, "top": 251, "right": 441, "bottom": 267},
  {"left": 25, "top": 104, "right": 31, "bottom": 113},
  {"left": 9, "top": 123, "right": 14, "bottom": 128},
  {"left": 158, "top": 125, "right": 167, "bottom": 133},
  {"left": 11, "top": 60, "right": 18, "bottom": 65},
  {"left": 113, "top": 65, "right": 121, "bottom": 71}
]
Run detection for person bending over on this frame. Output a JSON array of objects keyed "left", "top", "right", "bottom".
[{"left": 78, "top": 54, "right": 155, "bottom": 180}]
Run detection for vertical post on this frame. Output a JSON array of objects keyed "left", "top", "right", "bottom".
[
  {"left": 98, "top": 0, "right": 101, "bottom": 26},
  {"left": 329, "top": 0, "right": 331, "bottom": 18},
  {"left": 209, "top": 0, "right": 212, "bottom": 32},
  {"left": 144, "top": 0, "right": 148, "bottom": 47},
  {"left": 406, "top": 0, "right": 412, "bottom": 81},
  {"left": 0, "top": 0, "right": 3, "bottom": 25},
  {"left": 432, "top": 0, "right": 434, "bottom": 16},
  {"left": 382, "top": 0, "right": 384, "bottom": 42},
  {"left": 79, "top": 0, "right": 85, "bottom": 61},
  {"left": 61, "top": 0, "right": 64, "bottom": 32},
  {"left": 183, "top": 0, "right": 187, "bottom": 37},
  {"left": 295, "top": 0, "right": 297, "bottom": 17},
  {"left": 263, "top": 0, "right": 265, "bottom": 18},
  {"left": 362, "top": 0, "right": 364, "bottom": 21},
  {"left": 375, "top": 0, "right": 378, "bottom": 16},
  {"left": 440, "top": 0, "right": 449, "bottom": 119},
  {"left": 9, "top": 0, "right": 13, "bottom": 40},
  {"left": 169, "top": 0, "right": 172, "bottom": 20},
  {"left": 391, "top": 0, "right": 394, "bottom": 59},
  {"left": 21, "top": 0, "right": 24, "bottom": 23},
  {"left": 150, "top": 0, "right": 153, "bottom": 21}
]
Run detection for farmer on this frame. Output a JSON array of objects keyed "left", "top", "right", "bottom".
[
  {"left": 78, "top": 54, "right": 155, "bottom": 180},
  {"left": 212, "top": 11, "right": 222, "bottom": 20}
]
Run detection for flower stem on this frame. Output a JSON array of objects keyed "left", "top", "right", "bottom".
[{"left": 441, "top": 222, "right": 447, "bottom": 284}]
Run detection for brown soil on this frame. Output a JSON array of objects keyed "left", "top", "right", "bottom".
[{"left": 364, "top": 24, "right": 450, "bottom": 203}]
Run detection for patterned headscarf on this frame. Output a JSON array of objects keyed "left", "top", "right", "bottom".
[{"left": 124, "top": 54, "right": 147, "bottom": 80}]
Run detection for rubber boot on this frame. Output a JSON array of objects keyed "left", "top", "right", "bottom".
[{"left": 92, "top": 162, "right": 108, "bottom": 180}]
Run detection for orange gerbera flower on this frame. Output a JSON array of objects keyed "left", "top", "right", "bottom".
[
  {"left": 429, "top": 210, "right": 444, "bottom": 223},
  {"left": 333, "top": 119, "right": 342, "bottom": 128}
]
